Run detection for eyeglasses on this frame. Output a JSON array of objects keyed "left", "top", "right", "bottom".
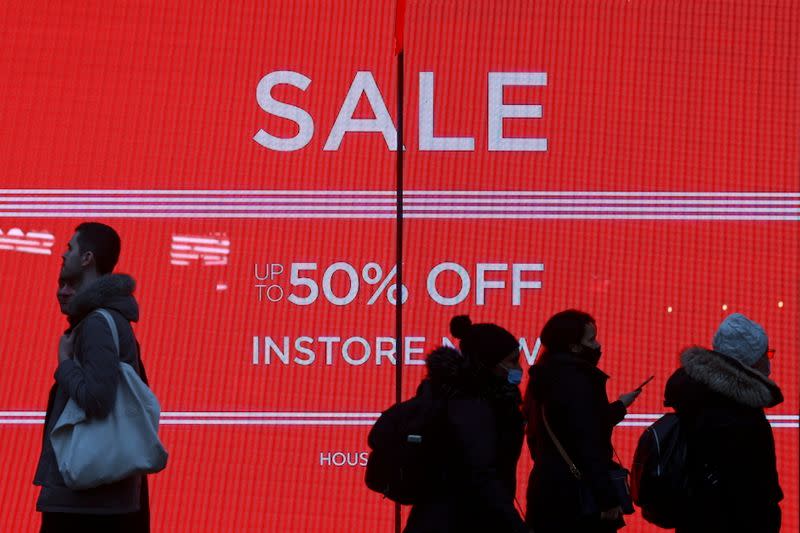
[{"left": 766, "top": 348, "right": 776, "bottom": 360}]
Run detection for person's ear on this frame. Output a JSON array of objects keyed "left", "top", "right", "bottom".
[{"left": 80, "top": 250, "right": 94, "bottom": 268}]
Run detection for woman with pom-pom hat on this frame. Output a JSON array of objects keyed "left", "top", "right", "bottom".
[{"left": 404, "top": 315, "right": 529, "bottom": 533}]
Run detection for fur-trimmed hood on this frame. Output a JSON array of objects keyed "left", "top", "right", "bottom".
[
  {"left": 425, "top": 346, "right": 469, "bottom": 388},
  {"left": 67, "top": 273, "right": 139, "bottom": 326},
  {"left": 677, "top": 346, "right": 782, "bottom": 408},
  {"left": 423, "top": 346, "right": 522, "bottom": 406}
]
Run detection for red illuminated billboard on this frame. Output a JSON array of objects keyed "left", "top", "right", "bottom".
[{"left": 0, "top": 1, "right": 797, "bottom": 531}]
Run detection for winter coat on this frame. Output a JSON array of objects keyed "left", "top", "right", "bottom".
[
  {"left": 403, "top": 347, "right": 528, "bottom": 533},
  {"left": 524, "top": 351, "right": 627, "bottom": 533},
  {"left": 665, "top": 346, "right": 783, "bottom": 533},
  {"left": 34, "top": 274, "right": 149, "bottom": 516}
]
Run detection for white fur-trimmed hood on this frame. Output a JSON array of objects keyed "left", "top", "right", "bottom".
[{"left": 681, "top": 346, "right": 782, "bottom": 408}]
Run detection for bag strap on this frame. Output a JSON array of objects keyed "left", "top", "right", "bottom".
[
  {"left": 541, "top": 407, "right": 583, "bottom": 480},
  {"left": 94, "top": 308, "right": 120, "bottom": 356},
  {"left": 94, "top": 309, "right": 150, "bottom": 384}
]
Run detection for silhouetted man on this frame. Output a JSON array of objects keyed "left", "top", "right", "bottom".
[{"left": 34, "top": 222, "right": 151, "bottom": 532}]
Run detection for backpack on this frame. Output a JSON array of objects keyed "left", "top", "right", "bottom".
[
  {"left": 630, "top": 413, "right": 689, "bottom": 528},
  {"left": 365, "top": 384, "right": 448, "bottom": 504}
]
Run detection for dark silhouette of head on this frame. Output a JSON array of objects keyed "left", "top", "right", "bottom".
[
  {"left": 539, "top": 309, "right": 596, "bottom": 355},
  {"left": 60, "top": 222, "right": 121, "bottom": 284}
]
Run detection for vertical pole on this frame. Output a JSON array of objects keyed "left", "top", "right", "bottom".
[{"left": 394, "top": 48, "right": 404, "bottom": 533}]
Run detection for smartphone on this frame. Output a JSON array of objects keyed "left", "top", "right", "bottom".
[{"left": 636, "top": 375, "right": 655, "bottom": 391}]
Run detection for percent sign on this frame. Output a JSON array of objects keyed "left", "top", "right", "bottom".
[{"left": 361, "top": 263, "right": 409, "bottom": 305}]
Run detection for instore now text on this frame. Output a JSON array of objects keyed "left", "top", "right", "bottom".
[{"left": 251, "top": 335, "right": 541, "bottom": 366}]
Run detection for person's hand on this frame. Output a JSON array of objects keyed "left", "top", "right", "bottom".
[
  {"left": 58, "top": 332, "right": 74, "bottom": 363},
  {"left": 600, "top": 506, "right": 623, "bottom": 521},
  {"left": 618, "top": 388, "right": 642, "bottom": 408}
]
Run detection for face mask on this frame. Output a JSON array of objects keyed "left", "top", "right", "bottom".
[
  {"left": 581, "top": 345, "right": 602, "bottom": 366},
  {"left": 506, "top": 368, "right": 523, "bottom": 385}
]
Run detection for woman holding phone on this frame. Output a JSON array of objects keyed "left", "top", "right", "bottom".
[{"left": 523, "top": 310, "right": 642, "bottom": 532}]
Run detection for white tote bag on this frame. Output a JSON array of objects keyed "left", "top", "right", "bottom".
[{"left": 51, "top": 309, "right": 168, "bottom": 490}]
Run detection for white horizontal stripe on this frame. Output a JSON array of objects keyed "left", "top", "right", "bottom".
[
  {"left": 1, "top": 197, "right": 402, "bottom": 203},
  {"left": 406, "top": 214, "right": 800, "bottom": 220},
  {"left": 3, "top": 204, "right": 799, "bottom": 213},
  {"left": 170, "top": 252, "right": 200, "bottom": 260},
  {"left": 1, "top": 411, "right": 794, "bottom": 421},
  {"left": 2, "top": 189, "right": 799, "bottom": 197},
  {"left": 0, "top": 419, "right": 796, "bottom": 428},
  {"left": 407, "top": 198, "right": 795, "bottom": 205},
  {"left": 0, "top": 237, "right": 51, "bottom": 246},
  {"left": 25, "top": 232, "right": 55, "bottom": 240},
  {"left": 2, "top": 212, "right": 797, "bottom": 220},
  {"left": 159, "top": 419, "right": 376, "bottom": 426},
  {"left": 2, "top": 197, "right": 799, "bottom": 206},
  {"left": 163, "top": 411, "right": 382, "bottom": 418},
  {"left": 0, "top": 189, "right": 401, "bottom": 195},
  {"left": 190, "top": 246, "right": 230, "bottom": 254},
  {"left": 408, "top": 191, "right": 800, "bottom": 198},
  {"left": 14, "top": 246, "right": 52, "bottom": 255},
  {"left": 0, "top": 244, "right": 52, "bottom": 255},
  {"left": 172, "top": 236, "right": 231, "bottom": 245},
  {"left": 0, "top": 213, "right": 401, "bottom": 218}
]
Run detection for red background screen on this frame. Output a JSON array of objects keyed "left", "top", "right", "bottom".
[{"left": 0, "top": 1, "right": 797, "bottom": 531}]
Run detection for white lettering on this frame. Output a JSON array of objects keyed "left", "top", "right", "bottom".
[
  {"left": 324, "top": 72, "right": 397, "bottom": 150},
  {"left": 442, "top": 336, "right": 457, "bottom": 349},
  {"left": 252, "top": 335, "right": 537, "bottom": 366},
  {"left": 419, "top": 72, "right": 474, "bottom": 151},
  {"left": 376, "top": 337, "right": 397, "bottom": 365},
  {"left": 265, "top": 336, "right": 290, "bottom": 364},
  {"left": 404, "top": 337, "right": 426, "bottom": 366},
  {"left": 294, "top": 336, "right": 316, "bottom": 365},
  {"left": 342, "top": 337, "right": 371, "bottom": 366},
  {"left": 521, "top": 337, "right": 542, "bottom": 366},
  {"left": 319, "top": 451, "right": 370, "bottom": 468},
  {"left": 476, "top": 263, "right": 507, "bottom": 305},
  {"left": 319, "top": 336, "right": 341, "bottom": 365},
  {"left": 488, "top": 72, "right": 547, "bottom": 151},
  {"left": 427, "top": 262, "right": 471, "bottom": 306},
  {"left": 512, "top": 263, "right": 544, "bottom": 305},
  {"left": 252, "top": 336, "right": 260, "bottom": 365},
  {"left": 254, "top": 71, "right": 314, "bottom": 151}
]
